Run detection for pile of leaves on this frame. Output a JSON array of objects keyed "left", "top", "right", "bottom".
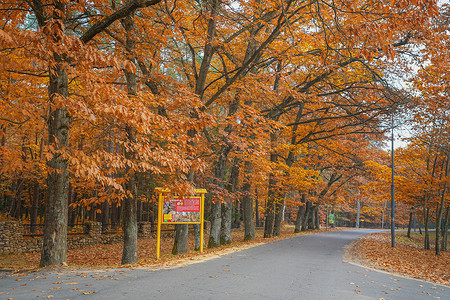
[
  {"left": 0, "top": 226, "right": 344, "bottom": 271},
  {"left": 351, "top": 232, "right": 450, "bottom": 285}
]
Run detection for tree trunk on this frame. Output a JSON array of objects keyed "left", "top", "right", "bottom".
[
  {"left": 301, "top": 201, "right": 310, "bottom": 231},
  {"left": 242, "top": 171, "right": 255, "bottom": 240},
  {"left": 441, "top": 206, "right": 448, "bottom": 251},
  {"left": 30, "top": 181, "right": 40, "bottom": 233},
  {"left": 294, "top": 205, "right": 303, "bottom": 233},
  {"left": 172, "top": 224, "right": 189, "bottom": 254},
  {"left": 121, "top": 170, "right": 138, "bottom": 264},
  {"left": 120, "top": 11, "right": 139, "bottom": 265},
  {"left": 294, "top": 196, "right": 306, "bottom": 233},
  {"left": 40, "top": 54, "right": 70, "bottom": 266},
  {"left": 307, "top": 204, "right": 315, "bottom": 230},
  {"left": 255, "top": 195, "right": 260, "bottom": 228},
  {"left": 194, "top": 224, "right": 202, "bottom": 251},
  {"left": 208, "top": 201, "right": 222, "bottom": 248},
  {"left": 314, "top": 205, "right": 320, "bottom": 229},
  {"left": 436, "top": 156, "right": 448, "bottom": 255},
  {"left": 40, "top": 108, "right": 70, "bottom": 266},
  {"left": 356, "top": 198, "right": 360, "bottom": 228},
  {"left": 424, "top": 207, "right": 430, "bottom": 250},
  {"left": 265, "top": 132, "right": 279, "bottom": 238},
  {"left": 208, "top": 143, "right": 231, "bottom": 248},
  {"left": 220, "top": 202, "right": 232, "bottom": 245},
  {"left": 273, "top": 197, "right": 284, "bottom": 236},
  {"left": 407, "top": 211, "right": 413, "bottom": 238},
  {"left": 102, "top": 200, "right": 110, "bottom": 233}
]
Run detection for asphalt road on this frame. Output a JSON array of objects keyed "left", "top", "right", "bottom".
[{"left": 1, "top": 229, "right": 449, "bottom": 299}]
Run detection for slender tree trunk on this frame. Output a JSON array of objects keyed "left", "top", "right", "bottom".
[
  {"left": 255, "top": 194, "right": 260, "bottom": 228},
  {"left": 242, "top": 165, "right": 255, "bottom": 240},
  {"left": 102, "top": 200, "right": 110, "bottom": 233},
  {"left": 356, "top": 198, "right": 360, "bottom": 228},
  {"left": 441, "top": 206, "right": 448, "bottom": 251},
  {"left": 30, "top": 181, "right": 40, "bottom": 233},
  {"left": 424, "top": 207, "right": 430, "bottom": 250},
  {"left": 407, "top": 211, "right": 413, "bottom": 238},
  {"left": 307, "top": 204, "right": 315, "bottom": 229},
  {"left": 436, "top": 156, "right": 448, "bottom": 255},
  {"left": 265, "top": 132, "right": 279, "bottom": 238}
]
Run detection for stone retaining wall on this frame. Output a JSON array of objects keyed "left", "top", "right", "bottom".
[
  {"left": 0, "top": 221, "right": 157, "bottom": 254},
  {"left": 1, "top": 221, "right": 210, "bottom": 254}
]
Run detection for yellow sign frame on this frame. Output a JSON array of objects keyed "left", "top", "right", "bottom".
[{"left": 155, "top": 188, "right": 206, "bottom": 259}]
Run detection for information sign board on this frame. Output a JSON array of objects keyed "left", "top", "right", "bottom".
[
  {"left": 155, "top": 188, "right": 206, "bottom": 259},
  {"left": 163, "top": 197, "right": 201, "bottom": 223}
]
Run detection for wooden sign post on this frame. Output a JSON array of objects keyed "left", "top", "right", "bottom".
[{"left": 155, "top": 188, "right": 206, "bottom": 259}]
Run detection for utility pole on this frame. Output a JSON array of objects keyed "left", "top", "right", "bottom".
[{"left": 391, "top": 114, "right": 396, "bottom": 247}]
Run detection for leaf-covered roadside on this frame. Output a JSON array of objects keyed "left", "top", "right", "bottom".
[
  {"left": 0, "top": 226, "right": 345, "bottom": 273},
  {"left": 349, "top": 232, "right": 449, "bottom": 286}
]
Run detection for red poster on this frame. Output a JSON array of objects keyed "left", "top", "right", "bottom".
[{"left": 162, "top": 197, "right": 201, "bottom": 222}]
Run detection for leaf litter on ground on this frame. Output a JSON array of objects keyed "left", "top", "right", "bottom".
[{"left": 346, "top": 232, "right": 449, "bottom": 286}]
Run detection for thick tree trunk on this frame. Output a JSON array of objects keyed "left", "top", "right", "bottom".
[
  {"left": 121, "top": 11, "right": 139, "bottom": 265},
  {"left": 220, "top": 202, "right": 232, "bottom": 245},
  {"left": 273, "top": 197, "right": 284, "bottom": 236},
  {"left": 121, "top": 123, "right": 138, "bottom": 265},
  {"left": 40, "top": 56, "right": 70, "bottom": 266},
  {"left": 121, "top": 170, "right": 138, "bottom": 264},
  {"left": 294, "top": 195, "right": 306, "bottom": 233},
  {"left": 41, "top": 108, "right": 70, "bottom": 265},
  {"left": 172, "top": 224, "right": 189, "bottom": 254},
  {"left": 208, "top": 143, "right": 231, "bottom": 248},
  {"left": 208, "top": 201, "right": 222, "bottom": 248},
  {"left": 294, "top": 205, "right": 303, "bottom": 233},
  {"left": 194, "top": 224, "right": 202, "bottom": 251},
  {"left": 301, "top": 201, "right": 310, "bottom": 231},
  {"left": 314, "top": 205, "right": 320, "bottom": 229}
]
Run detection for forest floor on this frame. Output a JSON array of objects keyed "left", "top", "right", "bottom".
[
  {"left": 348, "top": 231, "right": 450, "bottom": 286},
  {"left": 0, "top": 225, "right": 344, "bottom": 272}
]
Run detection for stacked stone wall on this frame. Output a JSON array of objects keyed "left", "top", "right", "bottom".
[
  {"left": 0, "top": 221, "right": 24, "bottom": 254},
  {"left": 0, "top": 221, "right": 156, "bottom": 254}
]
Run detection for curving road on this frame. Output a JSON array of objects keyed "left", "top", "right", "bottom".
[{"left": 1, "top": 229, "right": 449, "bottom": 299}]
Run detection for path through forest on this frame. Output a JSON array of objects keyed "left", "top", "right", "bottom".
[{"left": 1, "top": 230, "right": 448, "bottom": 299}]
